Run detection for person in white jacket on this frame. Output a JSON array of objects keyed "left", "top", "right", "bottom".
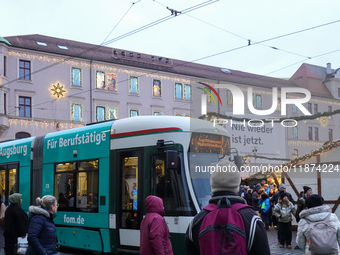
[{"left": 296, "top": 194, "right": 340, "bottom": 254}]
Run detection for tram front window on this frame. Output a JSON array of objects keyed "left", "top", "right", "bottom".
[{"left": 189, "top": 152, "right": 230, "bottom": 210}]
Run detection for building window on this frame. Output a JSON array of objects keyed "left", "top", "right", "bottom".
[
  {"left": 314, "top": 104, "right": 318, "bottom": 114},
  {"left": 107, "top": 73, "right": 117, "bottom": 91},
  {"left": 72, "top": 68, "right": 81, "bottom": 86},
  {"left": 255, "top": 95, "right": 262, "bottom": 109},
  {"left": 292, "top": 126, "right": 298, "bottom": 139},
  {"left": 130, "top": 110, "right": 139, "bottom": 117},
  {"left": 3, "top": 56, "right": 6, "bottom": 76},
  {"left": 328, "top": 106, "right": 332, "bottom": 112},
  {"left": 153, "top": 80, "right": 161, "bottom": 97},
  {"left": 226, "top": 90, "right": 233, "bottom": 105},
  {"left": 54, "top": 160, "right": 99, "bottom": 212},
  {"left": 307, "top": 103, "right": 312, "bottom": 114},
  {"left": 338, "top": 88, "right": 340, "bottom": 97},
  {"left": 314, "top": 127, "right": 319, "bottom": 141},
  {"left": 130, "top": 77, "right": 138, "bottom": 94},
  {"left": 175, "top": 83, "right": 182, "bottom": 99},
  {"left": 308, "top": 127, "right": 313, "bottom": 140},
  {"left": 184, "top": 85, "right": 191, "bottom": 100},
  {"left": 4, "top": 93, "right": 6, "bottom": 115},
  {"left": 292, "top": 104, "right": 297, "bottom": 113},
  {"left": 72, "top": 103, "right": 82, "bottom": 121},
  {"left": 107, "top": 107, "right": 117, "bottom": 120},
  {"left": 19, "top": 60, "right": 31, "bottom": 80},
  {"left": 19, "top": 96, "right": 31, "bottom": 117},
  {"left": 206, "top": 89, "right": 212, "bottom": 103},
  {"left": 329, "top": 129, "right": 333, "bottom": 141},
  {"left": 293, "top": 149, "right": 298, "bottom": 159},
  {"left": 96, "top": 106, "right": 105, "bottom": 122},
  {"left": 15, "top": 132, "right": 31, "bottom": 139},
  {"left": 153, "top": 112, "right": 164, "bottom": 116},
  {"left": 276, "top": 98, "right": 281, "bottom": 111},
  {"left": 96, "top": 71, "right": 105, "bottom": 89}
]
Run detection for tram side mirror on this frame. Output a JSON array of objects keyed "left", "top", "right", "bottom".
[
  {"left": 166, "top": 150, "right": 178, "bottom": 170},
  {"left": 234, "top": 156, "right": 243, "bottom": 171}
]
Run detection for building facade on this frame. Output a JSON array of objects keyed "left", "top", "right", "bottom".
[{"left": 0, "top": 34, "right": 339, "bottom": 167}]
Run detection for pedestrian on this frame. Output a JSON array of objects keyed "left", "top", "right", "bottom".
[
  {"left": 296, "top": 186, "right": 312, "bottom": 223},
  {"left": 259, "top": 192, "right": 270, "bottom": 230},
  {"left": 0, "top": 196, "right": 7, "bottom": 255},
  {"left": 25, "top": 195, "right": 59, "bottom": 255},
  {"left": 264, "top": 184, "right": 270, "bottom": 195},
  {"left": 296, "top": 194, "right": 340, "bottom": 254},
  {"left": 245, "top": 189, "right": 253, "bottom": 206},
  {"left": 140, "top": 195, "right": 173, "bottom": 255},
  {"left": 270, "top": 183, "right": 295, "bottom": 205},
  {"left": 252, "top": 183, "right": 262, "bottom": 214},
  {"left": 185, "top": 160, "right": 270, "bottom": 255},
  {"left": 3, "top": 193, "right": 29, "bottom": 255},
  {"left": 273, "top": 192, "right": 296, "bottom": 249}
]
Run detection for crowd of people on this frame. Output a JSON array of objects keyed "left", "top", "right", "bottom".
[{"left": 0, "top": 193, "right": 59, "bottom": 255}]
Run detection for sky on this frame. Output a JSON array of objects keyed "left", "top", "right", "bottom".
[{"left": 2, "top": 0, "right": 340, "bottom": 78}]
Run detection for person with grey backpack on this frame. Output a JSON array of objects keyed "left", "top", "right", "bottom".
[{"left": 296, "top": 194, "right": 340, "bottom": 254}]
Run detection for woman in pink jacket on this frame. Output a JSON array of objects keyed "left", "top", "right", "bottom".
[{"left": 140, "top": 195, "right": 174, "bottom": 255}]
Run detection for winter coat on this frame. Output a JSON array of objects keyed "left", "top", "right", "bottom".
[
  {"left": 296, "top": 194, "right": 308, "bottom": 223},
  {"left": 185, "top": 191, "right": 270, "bottom": 255},
  {"left": 140, "top": 196, "right": 173, "bottom": 255},
  {"left": 258, "top": 198, "right": 270, "bottom": 214},
  {"left": 26, "top": 206, "right": 57, "bottom": 255},
  {"left": 245, "top": 192, "right": 252, "bottom": 206},
  {"left": 3, "top": 203, "right": 29, "bottom": 247},
  {"left": 273, "top": 199, "right": 296, "bottom": 223},
  {"left": 296, "top": 205, "right": 340, "bottom": 255},
  {"left": 251, "top": 184, "right": 261, "bottom": 211},
  {"left": 0, "top": 202, "right": 6, "bottom": 248}
]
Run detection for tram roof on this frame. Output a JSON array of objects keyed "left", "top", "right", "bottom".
[{"left": 112, "top": 116, "right": 229, "bottom": 137}]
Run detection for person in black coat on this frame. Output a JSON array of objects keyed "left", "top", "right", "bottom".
[
  {"left": 25, "top": 195, "right": 58, "bottom": 255},
  {"left": 3, "top": 193, "right": 29, "bottom": 255}
]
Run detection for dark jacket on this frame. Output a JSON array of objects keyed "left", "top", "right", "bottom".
[
  {"left": 296, "top": 194, "right": 308, "bottom": 223},
  {"left": 251, "top": 184, "right": 261, "bottom": 211},
  {"left": 26, "top": 206, "right": 57, "bottom": 255},
  {"left": 185, "top": 191, "right": 270, "bottom": 255},
  {"left": 3, "top": 203, "right": 29, "bottom": 247}
]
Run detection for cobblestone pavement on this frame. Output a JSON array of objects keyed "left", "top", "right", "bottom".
[
  {"left": 266, "top": 227, "right": 304, "bottom": 255},
  {"left": 60, "top": 228, "right": 306, "bottom": 255}
]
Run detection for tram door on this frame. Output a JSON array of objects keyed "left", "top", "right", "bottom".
[
  {"left": 0, "top": 163, "right": 19, "bottom": 205},
  {"left": 117, "top": 149, "right": 142, "bottom": 248}
]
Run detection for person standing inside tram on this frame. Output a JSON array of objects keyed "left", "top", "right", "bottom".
[
  {"left": 3, "top": 193, "right": 29, "bottom": 255},
  {"left": 140, "top": 195, "right": 173, "bottom": 255},
  {"left": 25, "top": 195, "right": 59, "bottom": 255}
]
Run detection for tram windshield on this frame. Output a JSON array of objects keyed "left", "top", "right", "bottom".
[{"left": 188, "top": 132, "right": 230, "bottom": 210}]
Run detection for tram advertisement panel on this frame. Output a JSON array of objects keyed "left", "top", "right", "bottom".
[
  {"left": 43, "top": 122, "right": 112, "bottom": 163},
  {"left": 0, "top": 138, "right": 33, "bottom": 165}
]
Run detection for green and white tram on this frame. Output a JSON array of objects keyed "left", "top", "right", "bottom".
[{"left": 0, "top": 116, "right": 231, "bottom": 254}]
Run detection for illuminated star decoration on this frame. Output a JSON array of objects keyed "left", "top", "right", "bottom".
[{"left": 50, "top": 83, "right": 66, "bottom": 99}]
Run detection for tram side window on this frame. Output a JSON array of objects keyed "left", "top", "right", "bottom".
[
  {"left": 151, "top": 153, "right": 195, "bottom": 216},
  {"left": 0, "top": 163, "right": 19, "bottom": 205},
  {"left": 54, "top": 160, "right": 99, "bottom": 212}
]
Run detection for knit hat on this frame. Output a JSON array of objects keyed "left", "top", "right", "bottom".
[
  {"left": 279, "top": 183, "right": 286, "bottom": 190},
  {"left": 210, "top": 161, "right": 241, "bottom": 194},
  {"left": 9, "top": 193, "right": 22, "bottom": 204},
  {"left": 305, "top": 194, "right": 324, "bottom": 208},
  {"left": 280, "top": 192, "right": 288, "bottom": 199},
  {"left": 303, "top": 186, "right": 311, "bottom": 194}
]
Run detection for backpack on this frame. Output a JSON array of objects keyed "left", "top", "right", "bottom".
[
  {"left": 198, "top": 197, "right": 259, "bottom": 255},
  {"left": 305, "top": 213, "right": 338, "bottom": 255}
]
